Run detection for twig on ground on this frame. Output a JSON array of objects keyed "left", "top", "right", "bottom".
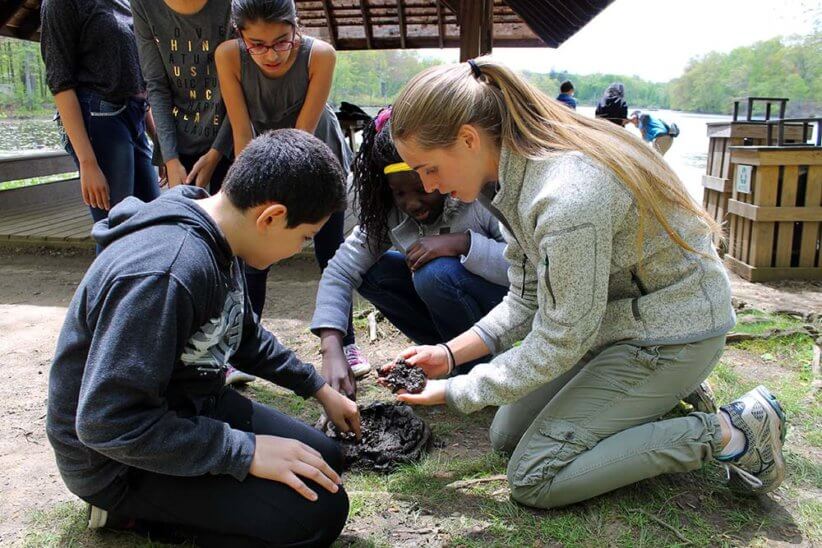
[
  {"left": 725, "top": 327, "right": 813, "bottom": 343},
  {"left": 628, "top": 508, "right": 692, "bottom": 545},
  {"left": 368, "top": 311, "right": 378, "bottom": 342},
  {"left": 446, "top": 474, "right": 508, "bottom": 489}
]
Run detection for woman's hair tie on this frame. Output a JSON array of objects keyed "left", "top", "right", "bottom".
[
  {"left": 374, "top": 106, "right": 392, "bottom": 133},
  {"left": 467, "top": 59, "right": 482, "bottom": 79}
]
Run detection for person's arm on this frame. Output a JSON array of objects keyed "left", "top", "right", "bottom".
[
  {"left": 40, "top": 0, "right": 110, "bottom": 210},
  {"left": 445, "top": 162, "right": 626, "bottom": 414},
  {"left": 75, "top": 274, "right": 256, "bottom": 479},
  {"left": 52, "top": 91, "right": 110, "bottom": 210},
  {"left": 216, "top": 40, "right": 255, "bottom": 157},
  {"left": 294, "top": 39, "right": 335, "bottom": 134},
  {"left": 311, "top": 226, "right": 387, "bottom": 397},
  {"left": 459, "top": 207, "right": 510, "bottom": 287},
  {"left": 130, "top": 0, "right": 189, "bottom": 186}
]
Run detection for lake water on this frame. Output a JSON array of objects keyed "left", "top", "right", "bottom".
[{"left": 0, "top": 108, "right": 732, "bottom": 200}]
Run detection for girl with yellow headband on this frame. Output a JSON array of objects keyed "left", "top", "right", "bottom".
[{"left": 310, "top": 107, "right": 510, "bottom": 398}]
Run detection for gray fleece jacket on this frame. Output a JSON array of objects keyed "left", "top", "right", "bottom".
[
  {"left": 311, "top": 198, "right": 509, "bottom": 336},
  {"left": 446, "top": 147, "right": 735, "bottom": 414}
]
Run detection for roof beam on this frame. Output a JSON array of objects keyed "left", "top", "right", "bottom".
[
  {"left": 0, "top": 0, "right": 25, "bottom": 30},
  {"left": 436, "top": 0, "right": 444, "bottom": 49},
  {"left": 359, "top": 0, "right": 373, "bottom": 49},
  {"left": 320, "top": 0, "right": 338, "bottom": 48},
  {"left": 397, "top": 0, "right": 406, "bottom": 49}
]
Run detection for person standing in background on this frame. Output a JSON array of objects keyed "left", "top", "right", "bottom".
[
  {"left": 40, "top": 0, "right": 160, "bottom": 237},
  {"left": 131, "top": 0, "right": 235, "bottom": 193},
  {"left": 629, "top": 110, "right": 678, "bottom": 156},
  {"left": 595, "top": 82, "right": 629, "bottom": 126},
  {"left": 555, "top": 80, "right": 577, "bottom": 110},
  {"left": 216, "top": 0, "right": 365, "bottom": 375}
]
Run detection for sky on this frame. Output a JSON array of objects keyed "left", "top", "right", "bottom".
[{"left": 420, "top": 0, "right": 820, "bottom": 82}]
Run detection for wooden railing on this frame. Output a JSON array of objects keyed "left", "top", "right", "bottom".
[{"left": 0, "top": 150, "right": 80, "bottom": 211}]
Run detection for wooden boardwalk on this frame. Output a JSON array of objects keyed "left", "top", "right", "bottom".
[
  {"left": 0, "top": 179, "right": 358, "bottom": 251},
  {"left": 0, "top": 182, "right": 94, "bottom": 249}
]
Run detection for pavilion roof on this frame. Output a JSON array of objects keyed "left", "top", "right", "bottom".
[{"left": 1, "top": 0, "right": 613, "bottom": 49}]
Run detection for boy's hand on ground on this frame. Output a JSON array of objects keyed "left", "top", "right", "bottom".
[
  {"left": 320, "top": 331, "right": 356, "bottom": 399},
  {"left": 165, "top": 158, "right": 188, "bottom": 188},
  {"left": 406, "top": 233, "right": 470, "bottom": 271},
  {"left": 315, "top": 384, "right": 361, "bottom": 440},
  {"left": 396, "top": 379, "right": 447, "bottom": 406},
  {"left": 249, "top": 435, "right": 341, "bottom": 501},
  {"left": 394, "top": 345, "right": 450, "bottom": 379}
]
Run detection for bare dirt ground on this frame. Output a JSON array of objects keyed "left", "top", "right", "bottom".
[{"left": 0, "top": 247, "right": 819, "bottom": 547}]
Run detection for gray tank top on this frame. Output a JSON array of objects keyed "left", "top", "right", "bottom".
[{"left": 239, "top": 35, "right": 352, "bottom": 172}]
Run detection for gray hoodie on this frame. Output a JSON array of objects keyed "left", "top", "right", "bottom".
[
  {"left": 446, "top": 147, "right": 735, "bottom": 414},
  {"left": 311, "top": 198, "right": 509, "bottom": 336}
]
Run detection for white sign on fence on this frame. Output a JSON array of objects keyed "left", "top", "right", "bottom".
[{"left": 735, "top": 165, "right": 753, "bottom": 194}]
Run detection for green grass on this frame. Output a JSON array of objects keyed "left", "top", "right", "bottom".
[
  {"left": 22, "top": 309, "right": 821, "bottom": 547},
  {"left": 0, "top": 172, "right": 78, "bottom": 191}
]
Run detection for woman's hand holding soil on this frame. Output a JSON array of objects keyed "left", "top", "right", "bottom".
[
  {"left": 406, "top": 233, "right": 470, "bottom": 271},
  {"left": 249, "top": 435, "right": 341, "bottom": 501},
  {"left": 395, "top": 345, "right": 451, "bottom": 378},
  {"left": 396, "top": 378, "right": 447, "bottom": 406},
  {"left": 315, "top": 384, "right": 361, "bottom": 439}
]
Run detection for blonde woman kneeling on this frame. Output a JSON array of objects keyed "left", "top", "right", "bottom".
[{"left": 386, "top": 58, "right": 787, "bottom": 509}]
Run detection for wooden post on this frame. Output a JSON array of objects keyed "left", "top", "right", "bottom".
[
  {"left": 458, "top": 0, "right": 493, "bottom": 61},
  {"left": 480, "top": 0, "right": 494, "bottom": 56},
  {"left": 459, "top": 0, "right": 481, "bottom": 62}
]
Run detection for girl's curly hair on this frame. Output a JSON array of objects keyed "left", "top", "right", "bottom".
[{"left": 352, "top": 107, "right": 403, "bottom": 251}]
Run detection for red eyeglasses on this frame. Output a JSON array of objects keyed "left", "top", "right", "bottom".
[{"left": 241, "top": 31, "right": 299, "bottom": 55}]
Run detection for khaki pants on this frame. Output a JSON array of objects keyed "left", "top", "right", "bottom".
[
  {"left": 653, "top": 134, "right": 674, "bottom": 155},
  {"left": 490, "top": 336, "right": 725, "bottom": 509}
]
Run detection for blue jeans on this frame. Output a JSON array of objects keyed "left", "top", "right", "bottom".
[
  {"left": 60, "top": 90, "right": 160, "bottom": 227},
  {"left": 357, "top": 251, "right": 508, "bottom": 373}
]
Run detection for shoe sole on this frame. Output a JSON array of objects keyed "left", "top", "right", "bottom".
[
  {"left": 352, "top": 365, "right": 371, "bottom": 379},
  {"left": 87, "top": 505, "right": 107, "bottom": 529},
  {"left": 750, "top": 385, "right": 787, "bottom": 493}
]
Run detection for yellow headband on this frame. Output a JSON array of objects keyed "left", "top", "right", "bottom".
[{"left": 383, "top": 162, "right": 412, "bottom": 175}]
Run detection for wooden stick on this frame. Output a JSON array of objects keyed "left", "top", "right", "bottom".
[
  {"left": 446, "top": 474, "right": 507, "bottom": 489},
  {"left": 368, "top": 311, "right": 378, "bottom": 342},
  {"left": 628, "top": 508, "right": 692, "bottom": 546}
]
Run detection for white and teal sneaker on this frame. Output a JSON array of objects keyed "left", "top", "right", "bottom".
[{"left": 717, "top": 385, "right": 787, "bottom": 494}]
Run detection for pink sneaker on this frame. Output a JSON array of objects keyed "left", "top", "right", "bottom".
[
  {"left": 343, "top": 344, "right": 371, "bottom": 378},
  {"left": 225, "top": 365, "right": 256, "bottom": 385}
]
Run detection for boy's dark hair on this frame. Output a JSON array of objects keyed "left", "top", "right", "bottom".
[
  {"left": 560, "top": 80, "right": 574, "bottom": 93},
  {"left": 231, "top": 0, "right": 297, "bottom": 30},
  {"left": 352, "top": 107, "right": 402, "bottom": 251},
  {"left": 222, "top": 129, "right": 346, "bottom": 227}
]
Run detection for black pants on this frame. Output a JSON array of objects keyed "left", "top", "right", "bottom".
[
  {"left": 178, "top": 151, "right": 232, "bottom": 195},
  {"left": 82, "top": 389, "right": 348, "bottom": 547},
  {"left": 245, "top": 209, "right": 355, "bottom": 345}
]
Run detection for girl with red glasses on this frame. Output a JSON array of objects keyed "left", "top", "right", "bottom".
[{"left": 215, "top": 0, "right": 361, "bottom": 374}]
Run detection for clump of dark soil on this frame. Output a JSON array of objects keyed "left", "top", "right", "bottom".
[
  {"left": 319, "top": 402, "right": 432, "bottom": 472},
  {"left": 378, "top": 358, "right": 427, "bottom": 393}
]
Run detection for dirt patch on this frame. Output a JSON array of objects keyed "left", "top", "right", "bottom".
[
  {"left": 378, "top": 358, "right": 427, "bottom": 394},
  {"left": 728, "top": 272, "right": 822, "bottom": 316},
  {"left": 321, "top": 402, "right": 432, "bottom": 472}
]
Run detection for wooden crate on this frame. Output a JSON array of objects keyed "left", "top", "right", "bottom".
[
  {"left": 703, "top": 122, "right": 808, "bottom": 247},
  {"left": 725, "top": 146, "right": 822, "bottom": 281}
]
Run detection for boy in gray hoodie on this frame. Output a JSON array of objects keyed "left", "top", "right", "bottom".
[{"left": 311, "top": 108, "right": 509, "bottom": 398}]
